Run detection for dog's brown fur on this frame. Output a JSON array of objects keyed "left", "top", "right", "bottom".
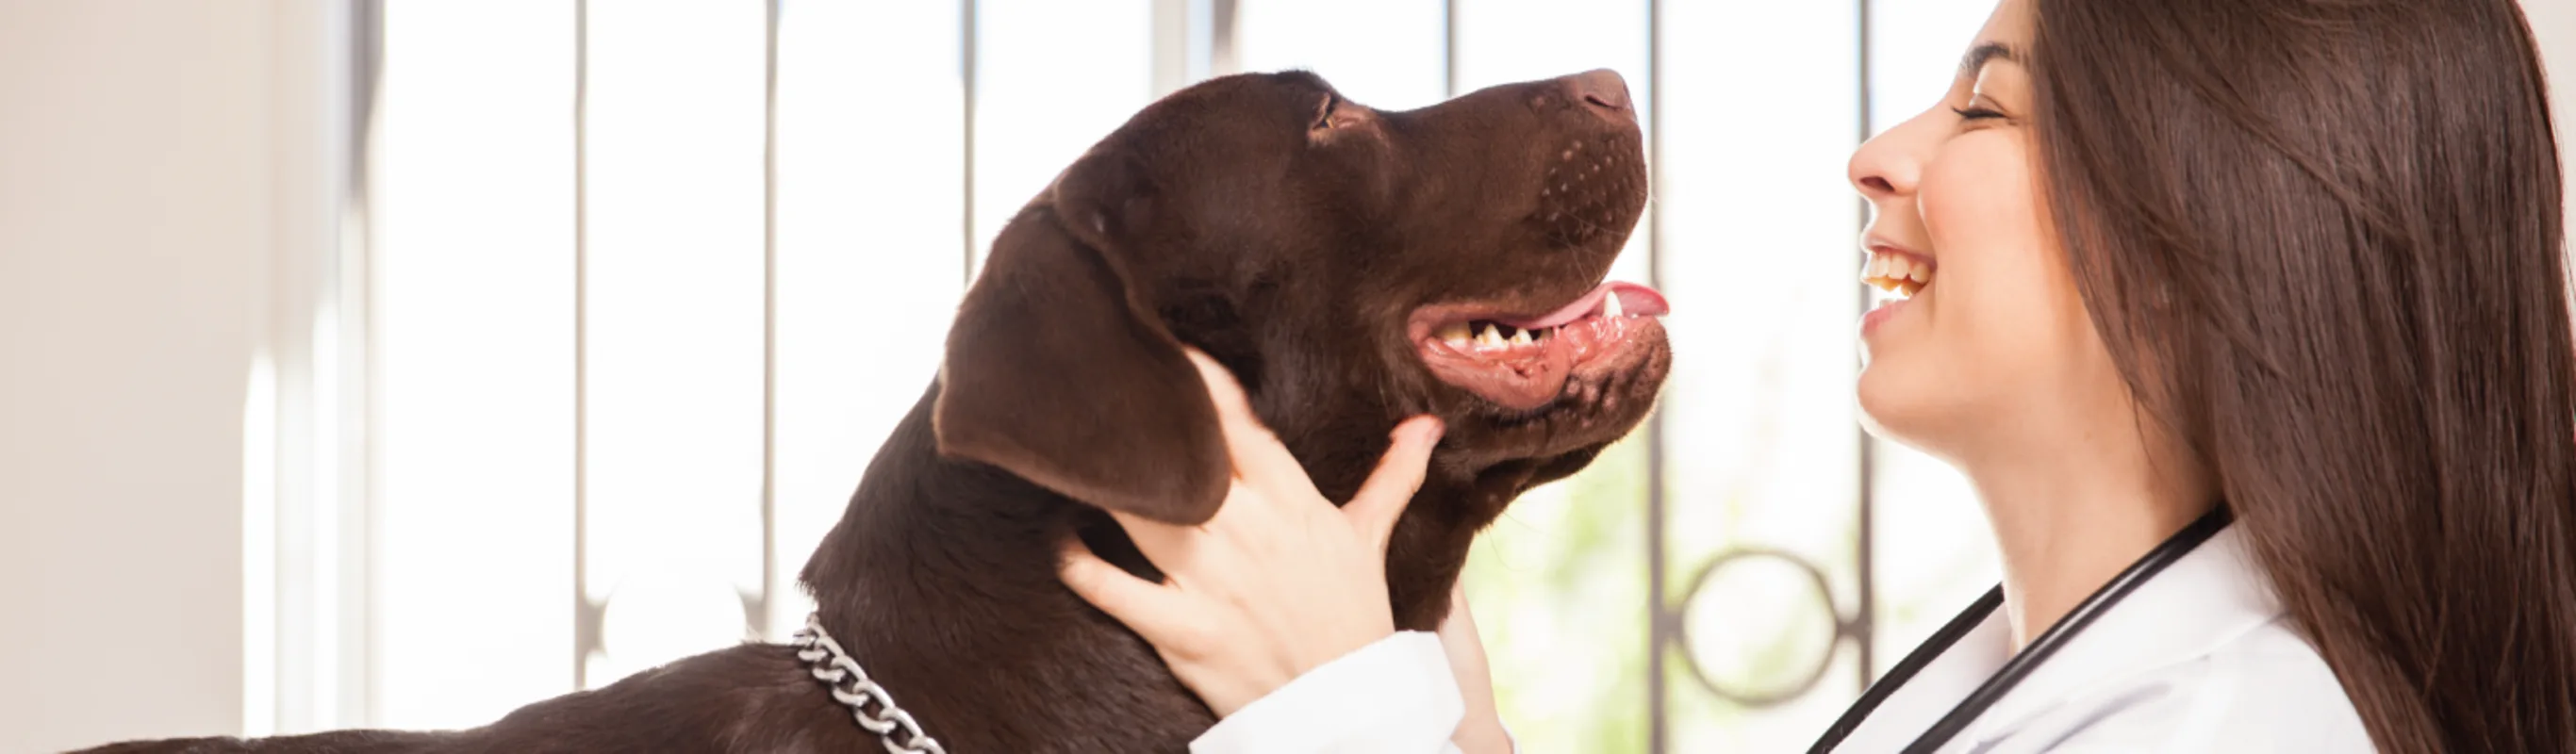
[{"left": 78, "top": 69, "right": 1665, "bottom": 753}]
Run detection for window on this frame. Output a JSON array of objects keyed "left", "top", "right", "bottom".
[
  {"left": 327, "top": 0, "right": 2008, "bottom": 748},
  {"left": 371, "top": 0, "right": 575, "bottom": 729}
]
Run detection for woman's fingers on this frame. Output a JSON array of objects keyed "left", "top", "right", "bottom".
[
  {"left": 1436, "top": 579, "right": 1490, "bottom": 679},
  {"left": 1346, "top": 416, "right": 1444, "bottom": 547},
  {"left": 1103, "top": 501, "right": 1204, "bottom": 557},
  {"left": 1182, "top": 349, "right": 1311, "bottom": 490},
  {"left": 1438, "top": 579, "right": 1513, "bottom": 754},
  {"left": 1175, "top": 347, "right": 1438, "bottom": 550},
  {"left": 1058, "top": 536, "right": 1184, "bottom": 629},
  {"left": 1053, "top": 350, "right": 1424, "bottom": 719},
  {"left": 1182, "top": 349, "right": 1256, "bottom": 430}
]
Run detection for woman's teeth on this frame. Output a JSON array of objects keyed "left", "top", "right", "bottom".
[{"left": 1865, "top": 251, "right": 1933, "bottom": 297}]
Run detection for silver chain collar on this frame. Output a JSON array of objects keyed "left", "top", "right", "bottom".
[{"left": 793, "top": 613, "right": 949, "bottom": 754}]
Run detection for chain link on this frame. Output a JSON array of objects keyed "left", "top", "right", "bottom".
[{"left": 794, "top": 614, "right": 949, "bottom": 754}]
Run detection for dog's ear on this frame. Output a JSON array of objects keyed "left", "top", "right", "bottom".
[
  {"left": 932, "top": 153, "right": 1228, "bottom": 525},
  {"left": 1048, "top": 145, "right": 1155, "bottom": 254}
]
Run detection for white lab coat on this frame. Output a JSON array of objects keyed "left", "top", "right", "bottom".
[{"left": 1191, "top": 526, "right": 2372, "bottom": 753}]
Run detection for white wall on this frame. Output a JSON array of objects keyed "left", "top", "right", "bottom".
[{"left": 0, "top": 2, "right": 331, "bottom": 750}]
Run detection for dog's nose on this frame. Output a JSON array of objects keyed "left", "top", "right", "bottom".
[{"left": 1565, "top": 69, "right": 1633, "bottom": 123}]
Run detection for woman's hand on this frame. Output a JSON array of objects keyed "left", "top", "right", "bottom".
[
  {"left": 1055, "top": 349, "right": 1443, "bottom": 717},
  {"left": 1439, "top": 580, "right": 1514, "bottom": 754}
]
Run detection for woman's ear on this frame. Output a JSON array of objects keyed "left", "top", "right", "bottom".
[{"left": 931, "top": 199, "right": 1229, "bottom": 526}]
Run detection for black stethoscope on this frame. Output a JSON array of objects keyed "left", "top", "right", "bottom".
[{"left": 1807, "top": 506, "right": 2235, "bottom": 753}]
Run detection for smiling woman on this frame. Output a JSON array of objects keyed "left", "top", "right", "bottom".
[
  {"left": 1825, "top": 0, "right": 2568, "bottom": 749},
  {"left": 2023, "top": 0, "right": 2576, "bottom": 747}
]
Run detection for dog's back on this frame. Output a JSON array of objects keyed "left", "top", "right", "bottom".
[
  {"left": 74, "top": 731, "right": 450, "bottom": 754},
  {"left": 71, "top": 644, "right": 874, "bottom": 754}
]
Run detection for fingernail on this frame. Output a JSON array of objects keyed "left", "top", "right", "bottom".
[{"left": 1419, "top": 417, "right": 1445, "bottom": 445}]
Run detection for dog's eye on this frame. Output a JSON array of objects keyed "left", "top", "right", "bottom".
[{"left": 1313, "top": 95, "right": 1339, "bottom": 131}]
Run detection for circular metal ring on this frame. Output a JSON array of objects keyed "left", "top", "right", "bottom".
[{"left": 1671, "top": 546, "right": 1848, "bottom": 708}]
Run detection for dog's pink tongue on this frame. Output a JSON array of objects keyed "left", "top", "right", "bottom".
[{"left": 1497, "top": 282, "right": 1672, "bottom": 331}]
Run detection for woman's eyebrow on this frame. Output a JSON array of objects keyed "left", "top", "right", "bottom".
[{"left": 1958, "top": 41, "right": 2022, "bottom": 78}]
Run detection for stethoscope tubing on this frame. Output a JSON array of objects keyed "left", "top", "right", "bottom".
[{"left": 1808, "top": 506, "right": 2236, "bottom": 753}]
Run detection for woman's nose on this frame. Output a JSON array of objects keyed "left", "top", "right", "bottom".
[{"left": 1848, "top": 122, "right": 1924, "bottom": 202}]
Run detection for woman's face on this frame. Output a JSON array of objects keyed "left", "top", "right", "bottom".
[{"left": 1847, "top": 0, "right": 2122, "bottom": 463}]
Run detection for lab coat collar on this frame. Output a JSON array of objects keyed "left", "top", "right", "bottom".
[{"left": 1825, "top": 523, "right": 2281, "bottom": 751}]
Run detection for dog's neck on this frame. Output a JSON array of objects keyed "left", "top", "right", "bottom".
[
  {"left": 786, "top": 382, "right": 1518, "bottom": 749},
  {"left": 803, "top": 382, "right": 1527, "bottom": 627}
]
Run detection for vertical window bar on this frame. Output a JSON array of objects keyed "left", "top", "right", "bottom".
[
  {"left": 756, "top": 0, "right": 782, "bottom": 643},
  {"left": 1208, "top": 0, "right": 1238, "bottom": 76},
  {"left": 571, "top": 0, "right": 594, "bottom": 692},
  {"left": 345, "top": 1, "right": 387, "bottom": 724},
  {"left": 1852, "top": 0, "right": 1877, "bottom": 689},
  {"left": 961, "top": 0, "right": 979, "bottom": 285},
  {"left": 1442, "top": 0, "right": 1459, "bottom": 98},
  {"left": 1644, "top": 1, "right": 1668, "bottom": 748}
]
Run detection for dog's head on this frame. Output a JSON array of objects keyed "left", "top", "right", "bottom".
[{"left": 934, "top": 70, "right": 1668, "bottom": 526}]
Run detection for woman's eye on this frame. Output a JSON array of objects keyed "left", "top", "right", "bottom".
[{"left": 1951, "top": 106, "right": 2006, "bottom": 122}]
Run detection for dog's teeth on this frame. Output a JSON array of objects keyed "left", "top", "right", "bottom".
[
  {"left": 1510, "top": 328, "right": 1533, "bottom": 346},
  {"left": 1436, "top": 321, "right": 1473, "bottom": 347},
  {"left": 1476, "top": 324, "right": 1507, "bottom": 349},
  {"left": 1604, "top": 294, "right": 1625, "bottom": 319}
]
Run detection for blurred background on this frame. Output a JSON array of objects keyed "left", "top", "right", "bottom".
[{"left": 3, "top": 0, "right": 2569, "bottom": 751}]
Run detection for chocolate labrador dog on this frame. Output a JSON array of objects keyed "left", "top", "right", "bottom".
[{"left": 78, "top": 68, "right": 1668, "bottom": 753}]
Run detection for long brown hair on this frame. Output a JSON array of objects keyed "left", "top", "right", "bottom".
[{"left": 2028, "top": 0, "right": 2576, "bottom": 749}]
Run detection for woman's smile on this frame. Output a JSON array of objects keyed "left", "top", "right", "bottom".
[{"left": 1858, "top": 241, "right": 1937, "bottom": 337}]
